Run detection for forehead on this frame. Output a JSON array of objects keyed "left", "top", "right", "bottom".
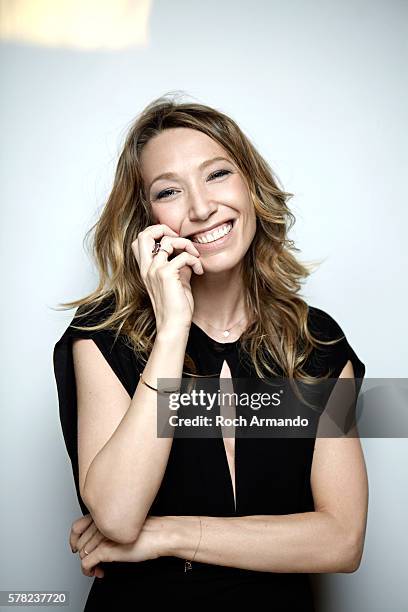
[{"left": 140, "top": 127, "right": 228, "bottom": 178}]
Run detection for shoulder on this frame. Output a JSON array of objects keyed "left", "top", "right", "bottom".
[
  {"left": 69, "top": 294, "right": 117, "bottom": 337},
  {"left": 53, "top": 294, "right": 142, "bottom": 408},
  {"left": 67, "top": 295, "right": 138, "bottom": 369},
  {"left": 306, "top": 305, "right": 346, "bottom": 342},
  {"left": 305, "top": 304, "right": 366, "bottom": 381},
  {"left": 54, "top": 293, "right": 138, "bottom": 371}
]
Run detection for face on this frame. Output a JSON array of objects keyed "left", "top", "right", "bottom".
[{"left": 140, "top": 127, "right": 257, "bottom": 273}]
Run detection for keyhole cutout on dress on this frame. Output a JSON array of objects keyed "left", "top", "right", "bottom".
[{"left": 219, "top": 358, "right": 236, "bottom": 511}]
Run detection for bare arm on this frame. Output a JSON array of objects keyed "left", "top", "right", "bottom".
[
  {"left": 165, "top": 360, "right": 369, "bottom": 572},
  {"left": 72, "top": 223, "right": 204, "bottom": 545},
  {"left": 75, "top": 326, "right": 189, "bottom": 544}
]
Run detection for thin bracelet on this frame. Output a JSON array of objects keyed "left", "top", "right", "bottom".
[
  {"left": 184, "top": 516, "right": 202, "bottom": 572},
  {"left": 139, "top": 372, "right": 180, "bottom": 395}
]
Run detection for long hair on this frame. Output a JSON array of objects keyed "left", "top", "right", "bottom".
[{"left": 56, "top": 92, "right": 342, "bottom": 388}]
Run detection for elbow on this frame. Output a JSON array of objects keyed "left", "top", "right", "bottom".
[
  {"left": 338, "top": 532, "right": 365, "bottom": 573},
  {"left": 82, "top": 488, "right": 143, "bottom": 544},
  {"left": 94, "top": 519, "right": 141, "bottom": 545}
]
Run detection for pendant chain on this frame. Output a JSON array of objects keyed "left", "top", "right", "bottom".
[{"left": 192, "top": 314, "right": 248, "bottom": 338}]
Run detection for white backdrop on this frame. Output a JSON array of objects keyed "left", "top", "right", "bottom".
[{"left": 1, "top": 1, "right": 407, "bottom": 610}]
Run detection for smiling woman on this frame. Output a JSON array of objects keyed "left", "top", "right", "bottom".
[
  {"left": 53, "top": 92, "right": 368, "bottom": 610},
  {"left": 140, "top": 126, "right": 257, "bottom": 267}
]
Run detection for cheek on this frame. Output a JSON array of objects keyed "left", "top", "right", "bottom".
[
  {"left": 151, "top": 207, "right": 182, "bottom": 232},
  {"left": 228, "top": 175, "right": 247, "bottom": 198},
  {"left": 241, "top": 194, "right": 256, "bottom": 221},
  {"left": 243, "top": 201, "right": 257, "bottom": 237}
]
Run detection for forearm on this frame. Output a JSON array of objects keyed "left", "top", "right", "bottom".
[
  {"left": 83, "top": 328, "right": 188, "bottom": 543},
  {"left": 166, "top": 512, "right": 360, "bottom": 573}
]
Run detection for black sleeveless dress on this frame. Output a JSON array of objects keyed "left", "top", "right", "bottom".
[{"left": 53, "top": 298, "right": 365, "bottom": 610}]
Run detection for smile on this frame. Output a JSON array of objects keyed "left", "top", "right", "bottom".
[
  {"left": 187, "top": 219, "right": 237, "bottom": 253},
  {"left": 191, "top": 220, "right": 234, "bottom": 244}
]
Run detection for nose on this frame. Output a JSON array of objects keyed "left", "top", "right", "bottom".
[{"left": 186, "top": 181, "right": 218, "bottom": 222}]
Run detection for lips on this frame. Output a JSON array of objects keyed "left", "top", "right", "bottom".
[{"left": 186, "top": 219, "right": 235, "bottom": 240}]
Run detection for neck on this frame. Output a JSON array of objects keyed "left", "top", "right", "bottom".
[{"left": 190, "top": 264, "right": 248, "bottom": 329}]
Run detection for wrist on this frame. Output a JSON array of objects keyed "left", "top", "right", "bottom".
[
  {"left": 158, "top": 516, "right": 196, "bottom": 558},
  {"left": 156, "top": 324, "right": 191, "bottom": 342},
  {"left": 156, "top": 516, "right": 183, "bottom": 557}
]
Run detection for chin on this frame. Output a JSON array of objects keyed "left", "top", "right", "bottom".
[{"left": 200, "top": 255, "right": 242, "bottom": 273}]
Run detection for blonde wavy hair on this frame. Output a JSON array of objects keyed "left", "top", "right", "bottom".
[{"left": 56, "top": 92, "right": 342, "bottom": 391}]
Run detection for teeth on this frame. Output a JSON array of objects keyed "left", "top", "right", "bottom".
[{"left": 192, "top": 222, "right": 233, "bottom": 244}]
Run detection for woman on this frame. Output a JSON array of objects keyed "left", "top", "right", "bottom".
[{"left": 53, "top": 94, "right": 368, "bottom": 610}]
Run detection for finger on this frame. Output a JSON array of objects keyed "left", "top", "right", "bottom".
[
  {"left": 82, "top": 565, "right": 95, "bottom": 578},
  {"left": 81, "top": 543, "right": 107, "bottom": 574},
  {"left": 76, "top": 522, "right": 98, "bottom": 554},
  {"left": 136, "top": 225, "right": 179, "bottom": 273},
  {"left": 161, "top": 236, "right": 200, "bottom": 257},
  {"left": 79, "top": 532, "right": 106, "bottom": 559},
  {"left": 81, "top": 559, "right": 104, "bottom": 579},
  {"left": 167, "top": 251, "right": 204, "bottom": 275},
  {"left": 94, "top": 565, "right": 105, "bottom": 579},
  {"left": 150, "top": 237, "right": 201, "bottom": 266},
  {"left": 70, "top": 514, "right": 93, "bottom": 551},
  {"left": 72, "top": 521, "right": 96, "bottom": 553},
  {"left": 81, "top": 551, "right": 99, "bottom": 575},
  {"left": 135, "top": 224, "right": 179, "bottom": 260}
]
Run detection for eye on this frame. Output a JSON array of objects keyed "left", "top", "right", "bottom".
[
  {"left": 155, "top": 188, "right": 178, "bottom": 200},
  {"left": 207, "top": 169, "right": 231, "bottom": 181},
  {"left": 153, "top": 169, "right": 232, "bottom": 201}
]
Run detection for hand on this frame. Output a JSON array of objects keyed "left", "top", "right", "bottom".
[
  {"left": 132, "top": 223, "right": 204, "bottom": 332},
  {"left": 69, "top": 514, "right": 107, "bottom": 578},
  {"left": 79, "top": 516, "right": 170, "bottom": 576}
]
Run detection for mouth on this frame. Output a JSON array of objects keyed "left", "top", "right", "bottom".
[
  {"left": 185, "top": 218, "right": 238, "bottom": 253},
  {"left": 186, "top": 219, "right": 236, "bottom": 244}
]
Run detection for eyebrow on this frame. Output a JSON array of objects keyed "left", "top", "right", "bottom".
[{"left": 148, "top": 156, "right": 233, "bottom": 193}]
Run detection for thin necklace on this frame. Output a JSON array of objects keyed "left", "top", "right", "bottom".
[{"left": 192, "top": 314, "right": 248, "bottom": 338}]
